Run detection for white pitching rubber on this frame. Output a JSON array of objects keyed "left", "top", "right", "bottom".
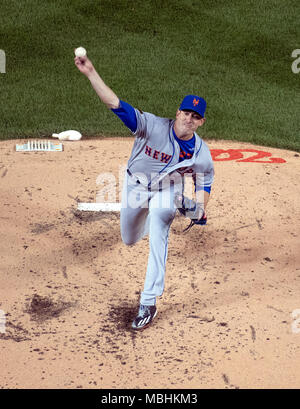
[{"left": 77, "top": 203, "right": 121, "bottom": 212}]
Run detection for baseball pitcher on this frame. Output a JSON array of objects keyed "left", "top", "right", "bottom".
[{"left": 75, "top": 52, "right": 214, "bottom": 330}]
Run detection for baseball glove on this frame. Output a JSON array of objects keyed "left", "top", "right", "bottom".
[{"left": 174, "top": 193, "right": 207, "bottom": 232}]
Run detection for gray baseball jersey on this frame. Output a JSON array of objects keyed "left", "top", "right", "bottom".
[{"left": 127, "top": 109, "right": 214, "bottom": 189}]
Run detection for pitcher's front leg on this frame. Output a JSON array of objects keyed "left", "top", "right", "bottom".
[
  {"left": 120, "top": 174, "right": 150, "bottom": 245},
  {"left": 120, "top": 206, "right": 149, "bottom": 246},
  {"left": 140, "top": 206, "right": 176, "bottom": 305}
]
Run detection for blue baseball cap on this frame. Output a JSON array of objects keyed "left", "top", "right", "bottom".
[{"left": 179, "top": 94, "right": 207, "bottom": 118}]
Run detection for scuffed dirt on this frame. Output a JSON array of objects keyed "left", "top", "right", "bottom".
[{"left": 0, "top": 137, "right": 300, "bottom": 389}]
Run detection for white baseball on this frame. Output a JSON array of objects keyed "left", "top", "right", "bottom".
[{"left": 75, "top": 47, "right": 87, "bottom": 58}]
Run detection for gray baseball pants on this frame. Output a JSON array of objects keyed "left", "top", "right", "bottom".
[{"left": 120, "top": 171, "right": 182, "bottom": 306}]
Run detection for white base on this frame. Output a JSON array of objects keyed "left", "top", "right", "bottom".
[{"left": 77, "top": 202, "right": 121, "bottom": 212}]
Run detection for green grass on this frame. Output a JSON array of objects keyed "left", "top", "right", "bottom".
[{"left": 0, "top": 0, "right": 299, "bottom": 151}]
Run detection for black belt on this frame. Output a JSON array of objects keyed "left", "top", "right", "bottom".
[
  {"left": 127, "top": 169, "right": 165, "bottom": 192},
  {"left": 127, "top": 168, "right": 140, "bottom": 184}
]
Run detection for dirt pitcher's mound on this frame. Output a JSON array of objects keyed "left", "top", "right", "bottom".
[{"left": 0, "top": 137, "right": 299, "bottom": 389}]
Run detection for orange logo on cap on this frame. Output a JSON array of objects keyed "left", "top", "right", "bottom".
[{"left": 193, "top": 98, "right": 199, "bottom": 106}]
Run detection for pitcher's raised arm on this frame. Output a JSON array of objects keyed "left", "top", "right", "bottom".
[{"left": 74, "top": 52, "right": 120, "bottom": 109}]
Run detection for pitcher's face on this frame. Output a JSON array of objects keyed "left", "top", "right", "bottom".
[{"left": 174, "top": 110, "right": 206, "bottom": 139}]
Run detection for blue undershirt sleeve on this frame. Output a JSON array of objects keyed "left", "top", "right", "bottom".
[
  {"left": 195, "top": 185, "right": 211, "bottom": 194},
  {"left": 111, "top": 100, "right": 137, "bottom": 133}
]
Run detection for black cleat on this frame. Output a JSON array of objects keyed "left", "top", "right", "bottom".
[{"left": 132, "top": 304, "right": 157, "bottom": 330}]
